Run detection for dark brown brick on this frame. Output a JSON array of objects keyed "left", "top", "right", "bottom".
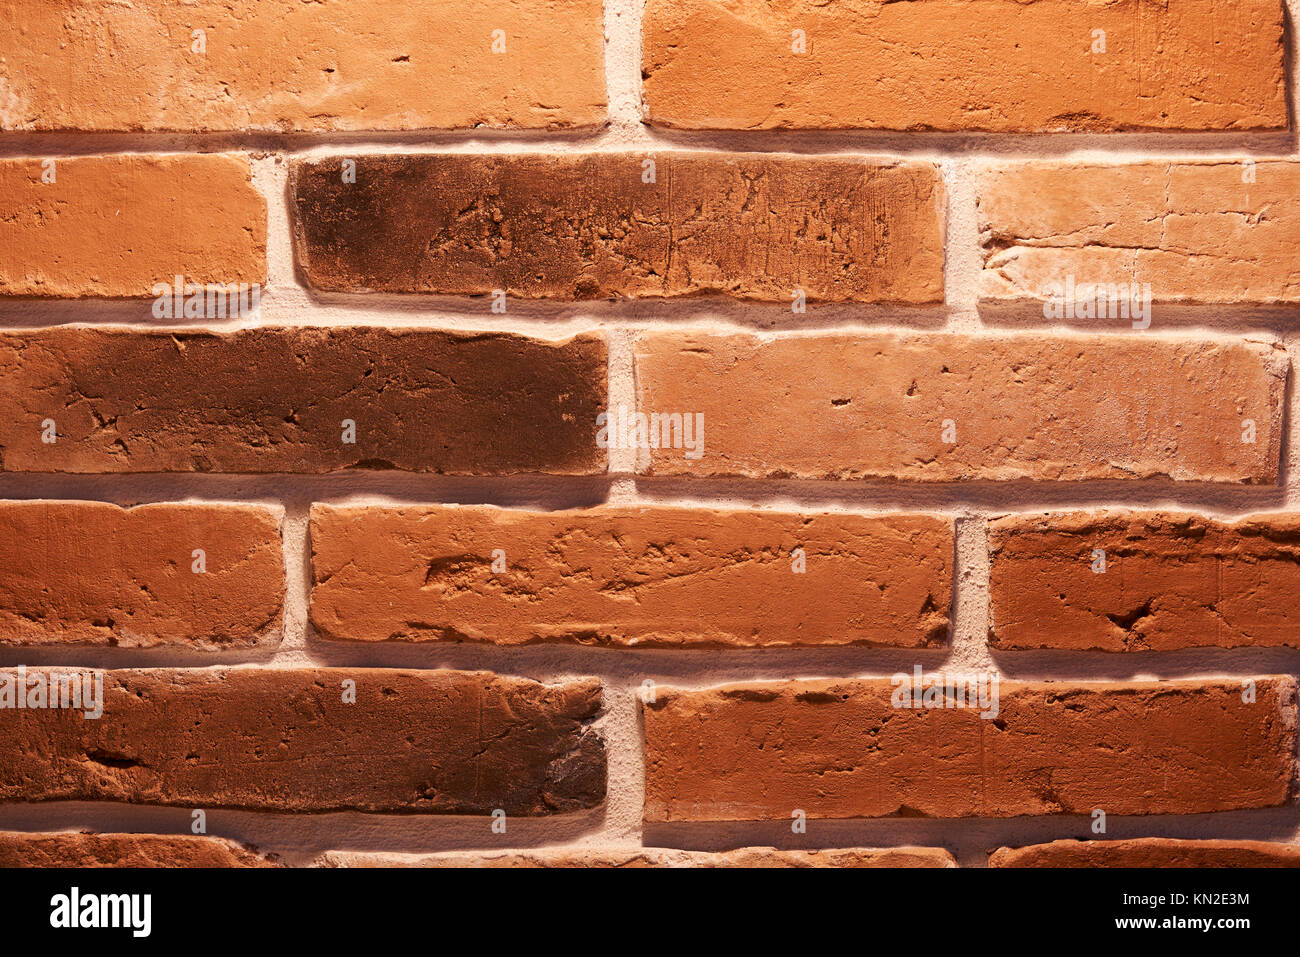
[
  {"left": 291, "top": 153, "right": 945, "bottom": 303},
  {"left": 0, "top": 327, "right": 606, "bottom": 474},
  {"left": 0, "top": 668, "right": 605, "bottom": 813}
]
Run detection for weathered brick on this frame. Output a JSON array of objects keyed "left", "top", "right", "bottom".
[
  {"left": 0, "top": 0, "right": 606, "bottom": 132},
  {"left": 0, "top": 154, "right": 265, "bottom": 298},
  {"left": 990, "top": 511, "right": 1300, "bottom": 652},
  {"left": 0, "top": 328, "right": 606, "bottom": 474},
  {"left": 642, "top": 678, "right": 1295, "bottom": 821},
  {"left": 979, "top": 161, "right": 1300, "bottom": 311},
  {"left": 635, "top": 332, "right": 1285, "bottom": 483},
  {"left": 643, "top": 0, "right": 1287, "bottom": 133},
  {"left": 0, "top": 832, "right": 276, "bottom": 868},
  {"left": 0, "top": 501, "right": 283, "bottom": 649},
  {"left": 0, "top": 669, "right": 605, "bottom": 814},
  {"left": 322, "top": 846, "right": 957, "bottom": 867},
  {"left": 991, "top": 838, "right": 1300, "bottom": 868},
  {"left": 309, "top": 505, "right": 952, "bottom": 648},
  {"left": 291, "top": 153, "right": 945, "bottom": 303}
]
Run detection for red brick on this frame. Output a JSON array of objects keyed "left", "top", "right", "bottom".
[
  {"left": 323, "top": 846, "right": 957, "bottom": 867},
  {"left": 642, "top": 678, "right": 1295, "bottom": 821},
  {"left": 0, "top": 501, "right": 283, "bottom": 649},
  {"left": 0, "top": 668, "right": 605, "bottom": 814},
  {"left": 0, "top": 328, "right": 606, "bottom": 474},
  {"left": 291, "top": 153, "right": 944, "bottom": 303},
  {"left": 0, "top": 832, "right": 276, "bottom": 868},
  {"left": 0, "top": 0, "right": 606, "bottom": 132},
  {"left": 991, "top": 838, "right": 1300, "bottom": 867},
  {"left": 309, "top": 505, "right": 952, "bottom": 648},
  {"left": 643, "top": 0, "right": 1286, "bottom": 133},
  {"left": 980, "top": 161, "right": 1300, "bottom": 312},
  {"left": 990, "top": 510, "right": 1300, "bottom": 652},
  {"left": 0, "top": 154, "right": 265, "bottom": 298},
  {"left": 635, "top": 332, "right": 1285, "bottom": 483}
]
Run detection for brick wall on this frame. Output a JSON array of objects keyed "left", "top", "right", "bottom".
[{"left": 1, "top": 0, "right": 1299, "bottom": 868}]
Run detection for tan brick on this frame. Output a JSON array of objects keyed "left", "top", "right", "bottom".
[
  {"left": 0, "top": 669, "right": 605, "bottom": 814},
  {"left": 0, "top": 832, "right": 276, "bottom": 868},
  {"left": 0, "top": 0, "right": 606, "bottom": 132},
  {"left": 991, "top": 838, "right": 1300, "bottom": 868},
  {"left": 643, "top": 0, "right": 1287, "bottom": 133},
  {"left": 980, "top": 161, "right": 1300, "bottom": 311},
  {"left": 322, "top": 846, "right": 957, "bottom": 867},
  {"left": 635, "top": 332, "right": 1285, "bottom": 483},
  {"left": 309, "top": 505, "right": 952, "bottom": 648},
  {"left": 0, "top": 501, "right": 283, "bottom": 649},
  {"left": 0, "top": 154, "right": 265, "bottom": 298},
  {"left": 0, "top": 328, "right": 606, "bottom": 474},
  {"left": 642, "top": 678, "right": 1296, "bottom": 821},
  {"left": 291, "top": 153, "right": 945, "bottom": 303},
  {"left": 990, "top": 510, "right": 1300, "bottom": 652}
]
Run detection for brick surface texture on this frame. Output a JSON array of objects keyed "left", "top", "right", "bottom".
[{"left": 2, "top": 0, "right": 1299, "bottom": 873}]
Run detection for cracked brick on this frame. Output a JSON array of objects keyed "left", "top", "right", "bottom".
[
  {"left": 979, "top": 161, "right": 1300, "bottom": 311},
  {"left": 989, "top": 510, "right": 1300, "bottom": 651}
]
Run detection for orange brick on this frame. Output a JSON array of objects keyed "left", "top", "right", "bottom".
[
  {"left": 643, "top": 678, "right": 1296, "bottom": 821},
  {"left": 0, "top": 832, "right": 276, "bottom": 868},
  {"left": 0, "top": 154, "right": 265, "bottom": 298},
  {"left": 323, "top": 846, "right": 957, "bottom": 867},
  {"left": 980, "top": 161, "right": 1300, "bottom": 312},
  {"left": 309, "top": 505, "right": 952, "bottom": 648},
  {"left": 990, "top": 511, "right": 1300, "bottom": 652},
  {"left": 991, "top": 838, "right": 1300, "bottom": 867},
  {"left": 0, "top": 501, "right": 283, "bottom": 649},
  {"left": 643, "top": 0, "right": 1287, "bottom": 132},
  {"left": 635, "top": 332, "right": 1285, "bottom": 483},
  {"left": 0, "top": 0, "right": 606, "bottom": 132}
]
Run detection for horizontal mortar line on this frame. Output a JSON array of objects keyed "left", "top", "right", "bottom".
[
  {"left": 1, "top": 305, "right": 1297, "bottom": 340},
  {"left": 643, "top": 806, "right": 1300, "bottom": 868},
  {"left": 636, "top": 127, "right": 1300, "bottom": 158},
  {"left": 0, "top": 126, "right": 619, "bottom": 156},
  {"left": 0, "top": 303, "right": 955, "bottom": 331},
  {"left": 0, "top": 474, "right": 1294, "bottom": 515},
  {"left": 624, "top": 477, "right": 1296, "bottom": 513},
  {"left": 1, "top": 128, "right": 1297, "bottom": 160},
  {"left": 0, "top": 803, "right": 1298, "bottom": 866},
  {"left": 3, "top": 643, "right": 1300, "bottom": 683}
]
